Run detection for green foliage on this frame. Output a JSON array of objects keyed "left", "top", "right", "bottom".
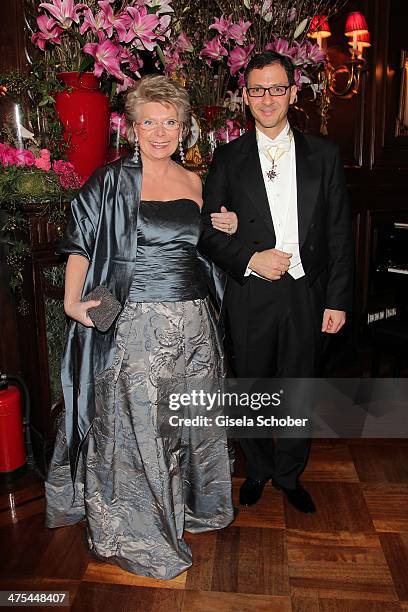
[
  {"left": 5, "top": 240, "right": 31, "bottom": 292},
  {"left": 0, "top": 166, "right": 63, "bottom": 205},
  {"left": 0, "top": 197, "right": 68, "bottom": 294}
]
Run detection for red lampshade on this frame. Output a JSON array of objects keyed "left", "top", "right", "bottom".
[
  {"left": 345, "top": 11, "right": 369, "bottom": 37},
  {"left": 309, "top": 15, "right": 331, "bottom": 39},
  {"left": 348, "top": 31, "right": 371, "bottom": 48}
]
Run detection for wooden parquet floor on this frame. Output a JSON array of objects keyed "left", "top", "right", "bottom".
[{"left": 1, "top": 439, "right": 408, "bottom": 611}]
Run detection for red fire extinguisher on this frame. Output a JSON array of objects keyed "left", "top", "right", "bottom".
[{"left": 0, "top": 374, "right": 28, "bottom": 481}]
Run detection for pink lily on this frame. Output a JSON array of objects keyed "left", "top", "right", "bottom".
[
  {"left": 38, "top": 0, "right": 84, "bottom": 29},
  {"left": 84, "top": 33, "right": 125, "bottom": 81},
  {"left": 176, "top": 32, "right": 193, "bottom": 52},
  {"left": 120, "top": 48, "right": 144, "bottom": 75},
  {"left": 304, "top": 40, "right": 326, "bottom": 65},
  {"left": 228, "top": 19, "right": 252, "bottom": 46},
  {"left": 32, "top": 14, "right": 63, "bottom": 50},
  {"left": 216, "top": 119, "right": 241, "bottom": 142},
  {"left": 121, "top": 6, "right": 160, "bottom": 51},
  {"left": 290, "top": 40, "right": 308, "bottom": 64},
  {"left": 266, "top": 37, "right": 297, "bottom": 59},
  {"left": 227, "top": 44, "right": 254, "bottom": 76},
  {"left": 158, "top": 14, "right": 172, "bottom": 38},
  {"left": 97, "top": 0, "right": 128, "bottom": 40},
  {"left": 79, "top": 6, "right": 106, "bottom": 35},
  {"left": 0, "top": 143, "right": 17, "bottom": 166},
  {"left": 163, "top": 47, "right": 184, "bottom": 75},
  {"left": 110, "top": 112, "right": 127, "bottom": 138},
  {"left": 290, "top": 41, "right": 325, "bottom": 67},
  {"left": 14, "top": 149, "right": 36, "bottom": 167},
  {"left": 209, "top": 15, "right": 232, "bottom": 37},
  {"left": 116, "top": 75, "right": 136, "bottom": 94},
  {"left": 199, "top": 36, "right": 228, "bottom": 63}
]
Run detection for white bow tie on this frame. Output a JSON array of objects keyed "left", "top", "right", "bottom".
[{"left": 260, "top": 132, "right": 292, "bottom": 158}]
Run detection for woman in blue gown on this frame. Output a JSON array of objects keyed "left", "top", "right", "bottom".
[{"left": 45, "top": 75, "right": 238, "bottom": 580}]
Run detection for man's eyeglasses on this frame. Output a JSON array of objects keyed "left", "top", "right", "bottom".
[
  {"left": 246, "top": 85, "right": 292, "bottom": 97},
  {"left": 135, "top": 119, "right": 181, "bottom": 131}
]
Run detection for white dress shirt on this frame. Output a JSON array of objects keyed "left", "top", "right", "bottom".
[{"left": 246, "top": 122, "right": 305, "bottom": 280}]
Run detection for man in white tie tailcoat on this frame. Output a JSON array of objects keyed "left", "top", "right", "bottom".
[{"left": 198, "top": 51, "right": 354, "bottom": 514}]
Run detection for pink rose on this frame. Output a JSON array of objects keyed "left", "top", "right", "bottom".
[
  {"left": 34, "top": 149, "right": 51, "bottom": 171},
  {"left": 15, "top": 149, "right": 36, "bottom": 167},
  {"left": 0, "top": 143, "right": 17, "bottom": 165},
  {"left": 52, "top": 159, "right": 81, "bottom": 190}
]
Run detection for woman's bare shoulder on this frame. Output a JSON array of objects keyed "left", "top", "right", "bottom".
[
  {"left": 184, "top": 166, "right": 202, "bottom": 188},
  {"left": 174, "top": 164, "right": 203, "bottom": 206}
]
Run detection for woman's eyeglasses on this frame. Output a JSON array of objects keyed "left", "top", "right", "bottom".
[{"left": 135, "top": 119, "right": 181, "bottom": 131}]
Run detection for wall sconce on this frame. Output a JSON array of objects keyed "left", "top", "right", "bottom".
[
  {"left": 309, "top": 15, "right": 332, "bottom": 49},
  {"left": 309, "top": 11, "right": 371, "bottom": 98}
]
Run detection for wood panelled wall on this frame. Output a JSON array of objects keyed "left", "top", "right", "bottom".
[
  {"left": 347, "top": 0, "right": 408, "bottom": 320},
  {"left": 0, "top": 0, "right": 26, "bottom": 376},
  {"left": 299, "top": 0, "right": 408, "bottom": 329},
  {"left": 0, "top": 0, "right": 25, "bottom": 72}
]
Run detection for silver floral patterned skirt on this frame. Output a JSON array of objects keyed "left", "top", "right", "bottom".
[{"left": 45, "top": 299, "right": 234, "bottom": 580}]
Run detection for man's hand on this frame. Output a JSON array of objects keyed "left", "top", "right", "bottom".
[
  {"left": 248, "top": 248, "right": 292, "bottom": 280},
  {"left": 321, "top": 309, "right": 346, "bottom": 334}
]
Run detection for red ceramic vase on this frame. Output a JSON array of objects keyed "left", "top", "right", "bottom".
[{"left": 55, "top": 72, "right": 110, "bottom": 181}]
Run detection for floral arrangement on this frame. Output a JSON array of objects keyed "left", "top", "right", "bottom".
[
  {"left": 0, "top": 143, "right": 81, "bottom": 293},
  {"left": 27, "top": 0, "right": 349, "bottom": 105},
  {"left": 0, "top": 71, "right": 81, "bottom": 202},
  {"left": 162, "top": 0, "right": 348, "bottom": 117},
  {"left": 27, "top": 0, "right": 175, "bottom": 95},
  {"left": 0, "top": 143, "right": 81, "bottom": 203},
  {"left": 0, "top": 68, "right": 82, "bottom": 295}
]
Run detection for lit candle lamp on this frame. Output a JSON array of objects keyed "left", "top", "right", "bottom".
[
  {"left": 308, "top": 15, "right": 331, "bottom": 50},
  {"left": 345, "top": 12, "right": 369, "bottom": 58}
]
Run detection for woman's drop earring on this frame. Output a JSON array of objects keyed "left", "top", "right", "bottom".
[
  {"left": 178, "top": 136, "right": 185, "bottom": 165},
  {"left": 132, "top": 138, "right": 139, "bottom": 163}
]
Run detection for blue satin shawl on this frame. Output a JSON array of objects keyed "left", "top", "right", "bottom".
[{"left": 58, "top": 157, "right": 225, "bottom": 481}]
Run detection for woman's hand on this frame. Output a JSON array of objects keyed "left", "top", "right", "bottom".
[
  {"left": 64, "top": 300, "right": 101, "bottom": 327},
  {"left": 211, "top": 206, "right": 238, "bottom": 235}
]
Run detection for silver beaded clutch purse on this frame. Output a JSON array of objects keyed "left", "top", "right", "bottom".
[{"left": 82, "top": 285, "right": 122, "bottom": 332}]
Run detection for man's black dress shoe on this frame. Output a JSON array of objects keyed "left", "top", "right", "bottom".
[
  {"left": 239, "top": 477, "right": 269, "bottom": 506},
  {"left": 273, "top": 482, "right": 316, "bottom": 514}
]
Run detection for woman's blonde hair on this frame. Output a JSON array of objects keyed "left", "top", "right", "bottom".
[{"left": 125, "top": 74, "right": 192, "bottom": 147}]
